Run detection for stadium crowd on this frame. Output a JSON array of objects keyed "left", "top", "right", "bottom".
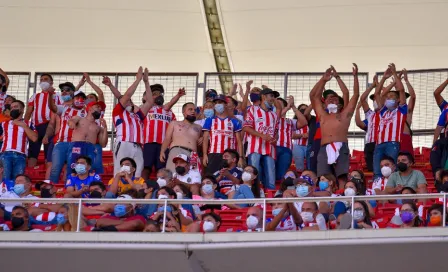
[{"left": 0, "top": 63, "right": 447, "bottom": 232}]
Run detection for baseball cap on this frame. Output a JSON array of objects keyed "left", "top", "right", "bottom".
[
  {"left": 150, "top": 84, "right": 165, "bottom": 94},
  {"left": 117, "top": 194, "right": 135, "bottom": 208},
  {"left": 172, "top": 154, "right": 190, "bottom": 164},
  {"left": 295, "top": 175, "right": 314, "bottom": 186},
  {"left": 86, "top": 101, "right": 106, "bottom": 112},
  {"left": 369, "top": 91, "right": 410, "bottom": 101},
  {"left": 323, "top": 89, "right": 338, "bottom": 99},
  {"left": 74, "top": 90, "right": 87, "bottom": 99},
  {"left": 205, "top": 89, "right": 218, "bottom": 98},
  {"left": 260, "top": 88, "right": 280, "bottom": 98},
  {"left": 59, "top": 82, "right": 76, "bottom": 92},
  {"left": 213, "top": 95, "right": 227, "bottom": 103}
]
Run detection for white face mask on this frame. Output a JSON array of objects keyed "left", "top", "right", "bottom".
[
  {"left": 246, "top": 215, "right": 259, "bottom": 229},
  {"left": 381, "top": 166, "right": 392, "bottom": 178},
  {"left": 327, "top": 103, "right": 338, "bottom": 113},
  {"left": 301, "top": 211, "right": 314, "bottom": 223},
  {"left": 158, "top": 194, "right": 168, "bottom": 200},
  {"left": 373, "top": 100, "right": 379, "bottom": 110},
  {"left": 120, "top": 165, "right": 131, "bottom": 174},
  {"left": 157, "top": 178, "right": 167, "bottom": 187},
  {"left": 203, "top": 221, "right": 215, "bottom": 232},
  {"left": 176, "top": 192, "right": 183, "bottom": 200},
  {"left": 353, "top": 210, "right": 365, "bottom": 222},
  {"left": 241, "top": 172, "right": 252, "bottom": 182},
  {"left": 125, "top": 105, "right": 133, "bottom": 112},
  {"left": 344, "top": 188, "right": 356, "bottom": 196},
  {"left": 40, "top": 82, "right": 51, "bottom": 91}
]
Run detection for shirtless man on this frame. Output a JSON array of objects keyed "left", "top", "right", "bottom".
[
  {"left": 311, "top": 64, "right": 359, "bottom": 189},
  {"left": 67, "top": 101, "right": 108, "bottom": 171},
  {"left": 160, "top": 102, "right": 202, "bottom": 173}
]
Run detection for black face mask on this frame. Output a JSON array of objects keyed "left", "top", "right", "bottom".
[
  {"left": 11, "top": 217, "right": 25, "bottom": 229},
  {"left": 222, "top": 160, "right": 230, "bottom": 169},
  {"left": 4, "top": 104, "right": 11, "bottom": 111},
  {"left": 89, "top": 190, "right": 103, "bottom": 199},
  {"left": 9, "top": 109, "right": 20, "bottom": 119},
  {"left": 299, "top": 109, "right": 306, "bottom": 114},
  {"left": 440, "top": 182, "right": 448, "bottom": 193},
  {"left": 92, "top": 111, "right": 101, "bottom": 120},
  {"left": 1, "top": 85, "right": 6, "bottom": 93},
  {"left": 397, "top": 162, "right": 408, "bottom": 172},
  {"left": 185, "top": 115, "right": 196, "bottom": 123},
  {"left": 40, "top": 188, "right": 53, "bottom": 198},
  {"left": 154, "top": 96, "right": 164, "bottom": 106},
  {"left": 175, "top": 166, "right": 186, "bottom": 176}
]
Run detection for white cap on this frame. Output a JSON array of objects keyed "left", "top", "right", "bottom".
[
  {"left": 172, "top": 154, "right": 190, "bottom": 163},
  {"left": 117, "top": 194, "right": 135, "bottom": 207}
]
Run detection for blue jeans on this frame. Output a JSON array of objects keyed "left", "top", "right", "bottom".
[
  {"left": 92, "top": 144, "right": 104, "bottom": 174},
  {"left": 49, "top": 142, "right": 70, "bottom": 184},
  {"left": 275, "top": 146, "right": 292, "bottom": 180},
  {"left": 293, "top": 144, "right": 307, "bottom": 172},
  {"left": 373, "top": 141, "right": 400, "bottom": 180},
  {"left": 1, "top": 152, "right": 26, "bottom": 180},
  {"left": 248, "top": 153, "right": 276, "bottom": 190}
]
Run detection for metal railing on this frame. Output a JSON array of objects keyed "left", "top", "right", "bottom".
[{"left": 2, "top": 193, "right": 446, "bottom": 232}]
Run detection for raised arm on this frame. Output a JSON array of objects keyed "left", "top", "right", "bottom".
[
  {"left": 360, "top": 75, "right": 377, "bottom": 112},
  {"left": 241, "top": 80, "right": 253, "bottom": 117},
  {"left": 289, "top": 96, "right": 308, "bottom": 128},
  {"left": 331, "top": 65, "right": 349, "bottom": 107},
  {"left": 139, "top": 68, "right": 155, "bottom": 115},
  {"left": 102, "top": 76, "right": 121, "bottom": 100},
  {"left": 163, "top": 88, "right": 186, "bottom": 111},
  {"left": 0, "top": 67, "right": 10, "bottom": 89},
  {"left": 75, "top": 75, "right": 86, "bottom": 92},
  {"left": 402, "top": 69, "right": 416, "bottom": 112},
  {"left": 389, "top": 63, "right": 406, "bottom": 106},
  {"left": 434, "top": 78, "right": 448, "bottom": 107},
  {"left": 119, "top": 67, "right": 143, "bottom": 106},
  {"left": 98, "top": 119, "right": 108, "bottom": 148},
  {"left": 84, "top": 73, "right": 105, "bottom": 102},
  {"left": 374, "top": 67, "right": 392, "bottom": 109},
  {"left": 311, "top": 68, "right": 332, "bottom": 117},
  {"left": 355, "top": 103, "right": 366, "bottom": 130},
  {"left": 342, "top": 63, "right": 360, "bottom": 116}
]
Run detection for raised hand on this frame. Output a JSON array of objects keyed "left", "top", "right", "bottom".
[
  {"left": 388, "top": 63, "right": 397, "bottom": 75},
  {"left": 102, "top": 76, "right": 112, "bottom": 86},
  {"left": 352, "top": 63, "right": 358, "bottom": 76},
  {"left": 83, "top": 73, "right": 91, "bottom": 83},
  {"left": 178, "top": 87, "right": 186, "bottom": 97},
  {"left": 238, "top": 83, "right": 244, "bottom": 97},
  {"left": 99, "top": 118, "right": 107, "bottom": 128},
  {"left": 261, "top": 84, "right": 269, "bottom": 90},
  {"left": 136, "top": 66, "right": 144, "bottom": 81},
  {"left": 143, "top": 68, "right": 149, "bottom": 83},
  {"left": 230, "top": 83, "right": 238, "bottom": 96},
  {"left": 79, "top": 75, "right": 87, "bottom": 86},
  {"left": 402, "top": 68, "right": 408, "bottom": 81},
  {"left": 373, "top": 74, "right": 379, "bottom": 87},
  {"left": 323, "top": 68, "right": 333, "bottom": 82},
  {"left": 287, "top": 95, "right": 295, "bottom": 108},
  {"left": 246, "top": 80, "right": 253, "bottom": 89},
  {"left": 330, "top": 65, "right": 339, "bottom": 78},
  {"left": 383, "top": 67, "right": 392, "bottom": 79}
]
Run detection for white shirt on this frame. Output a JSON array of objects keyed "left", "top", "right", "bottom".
[
  {"left": 174, "top": 169, "right": 201, "bottom": 184},
  {"left": 0, "top": 192, "right": 38, "bottom": 212}
]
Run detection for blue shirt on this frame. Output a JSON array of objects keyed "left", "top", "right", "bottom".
[
  {"left": 66, "top": 173, "right": 101, "bottom": 198},
  {"left": 437, "top": 109, "right": 448, "bottom": 127},
  {"left": 213, "top": 167, "right": 243, "bottom": 189}
]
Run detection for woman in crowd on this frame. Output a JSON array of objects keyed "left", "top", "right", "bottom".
[
  {"left": 186, "top": 212, "right": 222, "bottom": 233},
  {"left": 427, "top": 203, "right": 446, "bottom": 227},
  {"left": 232, "top": 165, "right": 261, "bottom": 207},
  {"left": 400, "top": 202, "right": 423, "bottom": 228},
  {"left": 266, "top": 195, "right": 302, "bottom": 231},
  {"left": 173, "top": 183, "right": 196, "bottom": 219},
  {"left": 353, "top": 201, "right": 377, "bottom": 229}
]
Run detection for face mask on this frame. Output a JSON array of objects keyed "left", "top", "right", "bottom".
[
  {"left": 246, "top": 215, "right": 259, "bottom": 229},
  {"left": 222, "top": 160, "right": 230, "bottom": 169},
  {"left": 440, "top": 182, "right": 448, "bottom": 193},
  {"left": 4, "top": 104, "right": 11, "bottom": 111},
  {"left": 89, "top": 190, "right": 103, "bottom": 199},
  {"left": 176, "top": 192, "right": 183, "bottom": 200},
  {"left": 344, "top": 188, "right": 356, "bottom": 196},
  {"left": 353, "top": 210, "right": 365, "bottom": 222},
  {"left": 92, "top": 111, "right": 101, "bottom": 120},
  {"left": 40, "top": 82, "right": 51, "bottom": 91},
  {"left": 264, "top": 101, "right": 273, "bottom": 111},
  {"left": 385, "top": 99, "right": 396, "bottom": 109},
  {"left": 120, "top": 165, "right": 131, "bottom": 174},
  {"left": 125, "top": 105, "right": 134, "bottom": 112},
  {"left": 85, "top": 98, "right": 93, "bottom": 105},
  {"left": 157, "top": 178, "right": 167, "bottom": 187},
  {"left": 154, "top": 96, "right": 164, "bottom": 106},
  {"left": 158, "top": 194, "right": 168, "bottom": 200},
  {"left": 157, "top": 205, "right": 173, "bottom": 213},
  {"left": 202, "top": 184, "right": 214, "bottom": 194},
  {"left": 11, "top": 216, "right": 25, "bottom": 229},
  {"left": 13, "top": 184, "right": 25, "bottom": 195},
  {"left": 175, "top": 166, "right": 186, "bottom": 176},
  {"left": 373, "top": 100, "right": 379, "bottom": 110},
  {"left": 75, "top": 164, "right": 87, "bottom": 175},
  {"left": 381, "top": 166, "right": 392, "bottom": 177},
  {"left": 299, "top": 109, "right": 306, "bottom": 114},
  {"left": 397, "top": 162, "right": 408, "bottom": 172},
  {"left": 430, "top": 215, "right": 442, "bottom": 225},
  {"left": 296, "top": 185, "right": 309, "bottom": 197},
  {"left": 272, "top": 208, "right": 283, "bottom": 217},
  {"left": 40, "top": 188, "right": 53, "bottom": 198},
  {"left": 74, "top": 100, "right": 85, "bottom": 108},
  {"left": 327, "top": 103, "right": 338, "bottom": 113},
  {"left": 185, "top": 115, "right": 196, "bottom": 123},
  {"left": 250, "top": 93, "right": 260, "bottom": 102},
  {"left": 319, "top": 181, "right": 329, "bottom": 191},
  {"left": 214, "top": 104, "right": 225, "bottom": 114},
  {"left": 203, "top": 221, "right": 215, "bottom": 232},
  {"left": 400, "top": 211, "right": 415, "bottom": 224},
  {"left": 301, "top": 212, "right": 314, "bottom": 223},
  {"left": 56, "top": 213, "right": 67, "bottom": 225},
  {"left": 242, "top": 172, "right": 252, "bottom": 182},
  {"left": 9, "top": 109, "right": 20, "bottom": 119},
  {"left": 204, "top": 109, "right": 214, "bottom": 118},
  {"left": 114, "top": 204, "right": 128, "bottom": 217},
  {"left": 61, "top": 94, "right": 72, "bottom": 102}
]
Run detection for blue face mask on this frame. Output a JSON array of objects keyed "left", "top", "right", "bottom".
[
  {"left": 319, "top": 181, "right": 329, "bottom": 191},
  {"left": 296, "top": 185, "right": 309, "bottom": 197},
  {"left": 56, "top": 213, "right": 67, "bottom": 225},
  {"left": 214, "top": 104, "right": 225, "bottom": 114},
  {"left": 157, "top": 206, "right": 173, "bottom": 213},
  {"left": 385, "top": 99, "right": 396, "bottom": 109},
  {"left": 114, "top": 204, "right": 128, "bottom": 217},
  {"left": 204, "top": 108, "right": 214, "bottom": 118},
  {"left": 13, "top": 184, "right": 25, "bottom": 195},
  {"left": 75, "top": 164, "right": 87, "bottom": 175},
  {"left": 61, "top": 95, "right": 72, "bottom": 102},
  {"left": 202, "top": 184, "right": 214, "bottom": 194},
  {"left": 272, "top": 208, "right": 282, "bottom": 217},
  {"left": 250, "top": 93, "right": 260, "bottom": 102},
  {"left": 264, "top": 101, "right": 273, "bottom": 111}
]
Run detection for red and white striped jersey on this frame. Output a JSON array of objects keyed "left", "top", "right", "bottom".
[
  {"left": 364, "top": 109, "right": 379, "bottom": 144},
  {"left": 203, "top": 116, "right": 242, "bottom": 153},
  {"left": 276, "top": 118, "right": 297, "bottom": 149},
  {"left": 372, "top": 177, "right": 388, "bottom": 191},
  {"left": 35, "top": 212, "right": 56, "bottom": 222},
  {"left": 143, "top": 106, "right": 176, "bottom": 144},
  {"left": 243, "top": 106, "right": 278, "bottom": 158},
  {"left": 267, "top": 215, "right": 298, "bottom": 231},
  {"left": 28, "top": 92, "right": 63, "bottom": 126},
  {"left": 293, "top": 125, "right": 309, "bottom": 146},
  {"left": 112, "top": 103, "right": 145, "bottom": 144},
  {"left": 0, "top": 92, "right": 7, "bottom": 110},
  {"left": 377, "top": 104, "right": 407, "bottom": 144},
  {"left": 1, "top": 119, "right": 35, "bottom": 155},
  {"left": 56, "top": 106, "right": 87, "bottom": 143}
]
